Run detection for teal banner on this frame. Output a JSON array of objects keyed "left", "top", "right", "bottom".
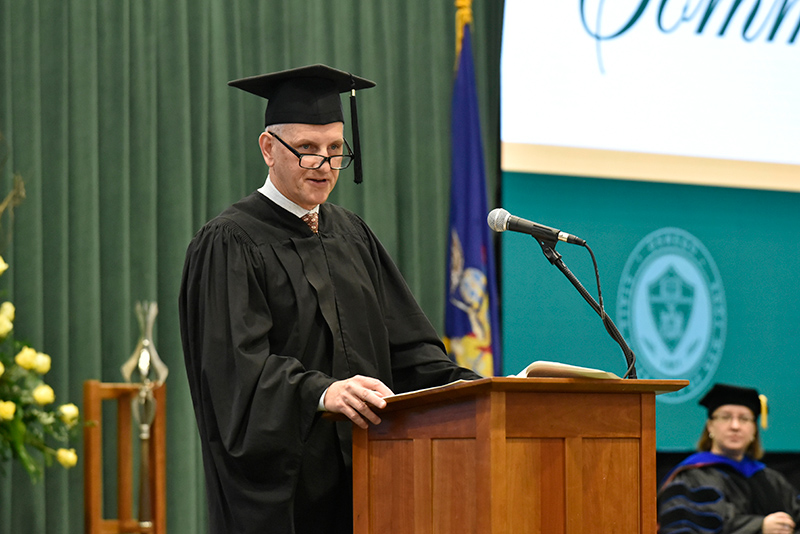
[{"left": 501, "top": 172, "right": 800, "bottom": 451}]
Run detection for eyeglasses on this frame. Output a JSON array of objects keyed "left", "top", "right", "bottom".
[
  {"left": 711, "top": 414, "right": 755, "bottom": 424},
  {"left": 268, "top": 131, "right": 354, "bottom": 170}
]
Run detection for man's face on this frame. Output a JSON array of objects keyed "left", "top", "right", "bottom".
[{"left": 259, "top": 122, "right": 344, "bottom": 210}]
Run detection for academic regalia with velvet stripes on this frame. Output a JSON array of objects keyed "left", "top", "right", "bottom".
[{"left": 658, "top": 452, "right": 800, "bottom": 533}]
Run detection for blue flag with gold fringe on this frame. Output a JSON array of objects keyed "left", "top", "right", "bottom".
[{"left": 444, "top": 20, "right": 502, "bottom": 377}]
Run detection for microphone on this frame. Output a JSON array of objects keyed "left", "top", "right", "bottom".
[{"left": 487, "top": 208, "right": 586, "bottom": 246}]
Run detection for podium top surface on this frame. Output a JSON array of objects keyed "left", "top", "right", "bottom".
[{"left": 382, "top": 377, "right": 688, "bottom": 413}]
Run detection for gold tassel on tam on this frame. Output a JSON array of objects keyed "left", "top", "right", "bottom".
[{"left": 759, "top": 394, "right": 768, "bottom": 429}]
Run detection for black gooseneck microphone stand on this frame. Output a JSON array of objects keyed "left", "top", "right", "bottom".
[{"left": 535, "top": 235, "right": 637, "bottom": 379}]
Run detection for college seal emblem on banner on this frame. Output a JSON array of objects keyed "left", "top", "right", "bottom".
[{"left": 616, "top": 228, "right": 726, "bottom": 403}]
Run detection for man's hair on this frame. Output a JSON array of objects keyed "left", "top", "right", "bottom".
[{"left": 265, "top": 123, "right": 289, "bottom": 137}]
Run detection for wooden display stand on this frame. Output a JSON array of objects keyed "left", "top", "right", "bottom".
[
  {"left": 83, "top": 381, "right": 167, "bottom": 534},
  {"left": 352, "top": 377, "right": 686, "bottom": 534}
]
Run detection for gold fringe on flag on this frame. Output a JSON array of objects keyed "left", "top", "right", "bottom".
[{"left": 455, "top": 0, "right": 473, "bottom": 62}]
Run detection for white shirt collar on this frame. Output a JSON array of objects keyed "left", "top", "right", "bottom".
[{"left": 258, "top": 175, "right": 319, "bottom": 218}]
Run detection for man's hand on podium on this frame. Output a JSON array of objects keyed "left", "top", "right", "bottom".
[{"left": 324, "top": 375, "right": 394, "bottom": 429}]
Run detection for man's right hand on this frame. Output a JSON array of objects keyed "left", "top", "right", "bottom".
[{"left": 323, "top": 375, "right": 394, "bottom": 429}]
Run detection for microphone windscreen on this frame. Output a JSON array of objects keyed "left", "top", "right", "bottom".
[{"left": 487, "top": 208, "right": 510, "bottom": 232}]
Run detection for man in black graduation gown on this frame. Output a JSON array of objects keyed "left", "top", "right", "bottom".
[{"left": 178, "top": 64, "right": 482, "bottom": 534}]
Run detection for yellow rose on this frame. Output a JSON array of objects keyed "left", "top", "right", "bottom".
[
  {"left": 56, "top": 448, "right": 78, "bottom": 468},
  {"left": 34, "top": 352, "right": 51, "bottom": 375},
  {"left": 0, "top": 256, "right": 7, "bottom": 276},
  {"left": 0, "top": 400, "right": 15, "bottom": 420},
  {"left": 32, "top": 384, "right": 55, "bottom": 405},
  {"left": 0, "top": 361, "right": 4, "bottom": 379},
  {"left": 0, "top": 301, "right": 15, "bottom": 321},
  {"left": 15, "top": 346, "right": 38, "bottom": 370},
  {"left": 0, "top": 315, "right": 12, "bottom": 339},
  {"left": 59, "top": 403, "right": 80, "bottom": 426}
]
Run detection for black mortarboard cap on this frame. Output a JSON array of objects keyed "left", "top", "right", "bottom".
[
  {"left": 228, "top": 64, "right": 375, "bottom": 184},
  {"left": 699, "top": 383, "right": 762, "bottom": 418}
]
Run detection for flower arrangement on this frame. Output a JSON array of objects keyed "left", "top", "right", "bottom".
[{"left": 0, "top": 174, "right": 79, "bottom": 480}]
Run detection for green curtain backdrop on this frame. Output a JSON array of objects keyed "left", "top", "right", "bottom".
[{"left": 0, "top": 0, "right": 503, "bottom": 532}]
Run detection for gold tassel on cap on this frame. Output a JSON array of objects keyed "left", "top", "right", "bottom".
[{"left": 759, "top": 394, "right": 768, "bottom": 429}]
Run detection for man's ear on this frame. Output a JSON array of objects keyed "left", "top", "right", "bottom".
[{"left": 259, "top": 132, "right": 274, "bottom": 167}]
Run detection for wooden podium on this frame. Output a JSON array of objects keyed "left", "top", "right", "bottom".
[{"left": 352, "top": 377, "right": 686, "bottom": 534}]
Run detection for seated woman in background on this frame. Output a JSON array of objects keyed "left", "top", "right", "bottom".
[{"left": 658, "top": 383, "right": 800, "bottom": 534}]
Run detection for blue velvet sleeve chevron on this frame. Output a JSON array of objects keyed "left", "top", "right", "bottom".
[{"left": 658, "top": 482, "right": 724, "bottom": 533}]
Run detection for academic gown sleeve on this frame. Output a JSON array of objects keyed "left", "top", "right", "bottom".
[
  {"left": 179, "top": 218, "right": 336, "bottom": 533},
  {"left": 658, "top": 467, "right": 760, "bottom": 533},
  {"left": 763, "top": 468, "right": 800, "bottom": 533}
]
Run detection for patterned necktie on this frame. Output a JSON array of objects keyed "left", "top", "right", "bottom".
[{"left": 301, "top": 212, "right": 319, "bottom": 233}]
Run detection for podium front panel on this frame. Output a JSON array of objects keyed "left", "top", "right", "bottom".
[{"left": 352, "top": 378, "right": 681, "bottom": 533}]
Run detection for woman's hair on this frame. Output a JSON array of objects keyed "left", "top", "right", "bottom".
[{"left": 697, "top": 422, "right": 764, "bottom": 460}]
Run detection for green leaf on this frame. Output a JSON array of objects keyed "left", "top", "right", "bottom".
[{"left": 8, "top": 414, "right": 41, "bottom": 480}]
